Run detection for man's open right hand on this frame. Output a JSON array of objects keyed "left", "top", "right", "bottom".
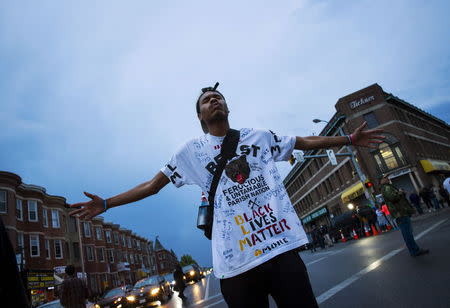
[{"left": 69, "top": 192, "right": 105, "bottom": 220}]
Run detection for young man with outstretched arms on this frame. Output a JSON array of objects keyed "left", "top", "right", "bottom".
[{"left": 71, "top": 84, "right": 384, "bottom": 307}]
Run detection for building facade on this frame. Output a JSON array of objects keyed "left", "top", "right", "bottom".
[
  {"left": 154, "top": 237, "right": 178, "bottom": 275},
  {"left": 284, "top": 84, "right": 450, "bottom": 232},
  {"left": 0, "top": 171, "right": 161, "bottom": 305}
]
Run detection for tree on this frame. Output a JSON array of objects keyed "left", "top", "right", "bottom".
[{"left": 180, "top": 254, "right": 197, "bottom": 267}]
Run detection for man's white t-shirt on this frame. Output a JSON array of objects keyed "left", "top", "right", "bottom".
[
  {"left": 161, "top": 128, "right": 308, "bottom": 279},
  {"left": 444, "top": 177, "right": 450, "bottom": 194}
]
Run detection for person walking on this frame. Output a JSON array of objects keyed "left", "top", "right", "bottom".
[
  {"left": 173, "top": 264, "right": 187, "bottom": 300},
  {"left": 443, "top": 177, "right": 450, "bottom": 194},
  {"left": 69, "top": 83, "right": 384, "bottom": 308},
  {"left": 408, "top": 191, "right": 423, "bottom": 215},
  {"left": 60, "top": 265, "right": 88, "bottom": 308},
  {"left": 375, "top": 205, "right": 389, "bottom": 232},
  {"left": 380, "top": 175, "right": 429, "bottom": 257},
  {"left": 381, "top": 203, "right": 398, "bottom": 230},
  {"left": 419, "top": 187, "right": 434, "bottom": 212}
]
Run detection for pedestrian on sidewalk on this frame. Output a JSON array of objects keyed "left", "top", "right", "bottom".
[
  {"left": 443, "top": 177, "right": 450, "bottom": 194},
  {"left": 381, "top": 203, "right": 398, "bottom": 230},
  {"left": 375, "top": 205, "right": 389, "bottom": 232},
  {"left": 60, "top": 265, "right": 88, "bottom": 308},
  {"left": 173, "top": 264, "right": 187, "bottom": 300},
  {"left": 408, "top": 191, "right": 424, "bottom": 215},
  {"left": 419, "top": 187, "right": 434, "bottom": 212},
  {"left": 380, "top": 175, "right": 429, "bottom": 257},
  {"left": 69, "top": 83, "right": 384, "bottom": 308}
]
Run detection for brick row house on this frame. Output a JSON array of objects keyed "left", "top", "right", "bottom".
[{"left": 0, "top": 171, "right": 160, "bottom": 306}]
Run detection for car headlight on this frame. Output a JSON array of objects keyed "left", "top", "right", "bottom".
[
  {"left": 113, "top": 297, "right": 122, "bottom": 304},
  {"left": 190, "top": 270, "right": 195, "bottom": 276},
  {"left": 126, "top": 295, "right": 136, "bottom": 302},
  {"left": 94, "top": 305, "right": 100, "bottom": 308},
  {"left": 150, "top": 288, "right": 160, "bottom": 295},
  {"left": 171, "top": 280, "right": 175, "bottom": 285}
]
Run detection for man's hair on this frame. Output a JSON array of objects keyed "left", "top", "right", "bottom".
[
  {"left": 196, "top": 82, "right": 225, "bottom": 133},
  {"left": 65, "top": 264, "right": 75, "bottom": 276}
]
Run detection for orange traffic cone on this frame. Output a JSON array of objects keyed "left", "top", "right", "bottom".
[
  {"left": 386, "top": 224, "right": 392, "bottom": 231},
  {"left": 371, "top": 224, "right": 379, "bottom": 236},
  {"left": 352, "top": 228, "right": 359, "bottom": 240},
  {"left": 364, "top": 225, "right": 371, "bottom": 237},
  {"left": 340, "top": 230, "right": 346, "bottom": 243}
]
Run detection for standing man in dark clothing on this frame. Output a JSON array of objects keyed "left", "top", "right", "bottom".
[
  {"left": 419, "top": 187, "right": 433, "bottom": 212},
  {"left": 408, "top": 192, "right": 423, "bottom": 215},
  {"left": 173, "top": 265, "right": 187, "bottom": 300},
  {"left": 381, "top": 175, "right": 429, "bottom": 257},
  {"left": 439, "top": 185, "right": 450, "bottom": 207},
  {"left": 60, "top": 265, "right": 88, "bottom": 308}
]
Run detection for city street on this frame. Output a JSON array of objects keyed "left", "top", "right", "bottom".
[{"left": 159, "top": 208, "right": 450, "bottom": 308}]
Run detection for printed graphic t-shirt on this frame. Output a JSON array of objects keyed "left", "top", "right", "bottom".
[{"left": 161, "top": 128, "right": 308, "bottom": 279}]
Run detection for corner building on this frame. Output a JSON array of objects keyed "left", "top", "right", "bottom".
[{"left": 284, "top": 84, "right": 450, "bottom": 232}]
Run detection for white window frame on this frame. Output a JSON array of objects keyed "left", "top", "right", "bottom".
[
  {"left": 84, "top": 222, "right": 91, "bottom": 238},
  {"left": 86, "top": 246, "right": 94, "bottom": 261},
  {"left": 0, "top": 190, "right": 7, "bottom": 214},
  {"left": 16, "top": 199, "right": 23, "bottom": 221},
  {"left": 113, "top": 232, "right": 119, "bottom": 245},
  {"left": 96, "top": 227, "right": 103, "bottom": 240},
  {"left": 108, "top": 249, "right": 114, "bottom": 263},
  {"left": 136, "top": 241, "right": 141, "bottom": 250},
  {"left": 51, "top": 209, "right": 60, "bottom": 228},
  {"left": 105, "top": 231, "right": 112, "bottom": 243},
  {"left": 45, "top": 239, "right": 51, "bottom": 259},
  {"left": 54, "top": 239, "right": 63, "bottom": 259},
  {"left": 28, "top": 200, "right": 38, "bottom": 222},
  {"left": 42, "top": 208, "right": 48, "bottom": 227},
  {"left": 30, "top": 234, "right": 40, "bottom": 257},
  {"left": 121, "top": 235, "right": 126, "bottom": 247},
  {"left": 98, "top": 247, "right": 105, "bottom": 262}
]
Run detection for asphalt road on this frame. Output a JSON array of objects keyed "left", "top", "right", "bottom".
[{"left": 159, "top": 208, "right": 450, "bottom": 308}]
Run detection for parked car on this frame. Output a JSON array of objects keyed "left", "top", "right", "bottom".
[
  {"left": 163, "top": 273, "right": 176, "bottom": 289},
  {"left": 94, "top": 287, "right": 131, "bottom": 308},
  {"left": 127, "top": 275, "right": 173, "bottom": 307},
  {"left": 182, "top": 264, "right": 203, "bottom": 283}
]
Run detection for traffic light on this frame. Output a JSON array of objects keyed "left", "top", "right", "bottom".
[{"left": 365, "top": 181, "right": 374, "bottom": 188}]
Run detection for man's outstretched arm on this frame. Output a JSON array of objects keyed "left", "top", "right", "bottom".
[
  {"left": 294, "top": 122, "right": 384, "bottom": 150},
  {"left": 69, "top": 171, "right": 170, "bottom": 220}
]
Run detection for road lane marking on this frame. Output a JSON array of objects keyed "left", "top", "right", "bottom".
[
  {"left": 191, "top": 293, "right": 222, "bottom": 307},
  {"left": 316, "top": 218, "right": 448, "bottom": 304},
  {"left": 306, "top": 257, "right": 327, "bottom": 266},
  {"left": 204, "top": 275, "right": 211, "bottom": 299},
  {"left": 202, "top": 299, "right": 225, "bottom": 308}
]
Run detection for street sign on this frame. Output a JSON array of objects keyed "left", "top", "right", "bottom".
[
  {"left": 295, "top": 151, "right": 305, "bottom": 163},
  {"left": 326, "top": 149, "right": 337, "bottom": 165}
]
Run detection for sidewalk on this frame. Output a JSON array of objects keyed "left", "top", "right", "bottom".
[{"left": 411, "top": 206, "right": 450, "bottom": 222}]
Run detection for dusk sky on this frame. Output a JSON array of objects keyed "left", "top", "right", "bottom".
[{"left": 1, "top": 0, "right": 449, "bottom": 266}]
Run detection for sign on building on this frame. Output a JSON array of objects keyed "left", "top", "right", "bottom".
[{"left": 326, "top": 149, "right": 337, "bottom": 166}]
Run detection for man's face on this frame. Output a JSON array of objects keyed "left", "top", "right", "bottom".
[{"left": 197, "top": 90, "right": 229, "bottom": 124}]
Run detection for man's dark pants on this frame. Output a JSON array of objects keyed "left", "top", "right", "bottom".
[
  {"left": 220, "top": 249, "right": 318, "bottom": 308},
  {"left": 396, "top": 216, "right": 420, "bottom": 256}
]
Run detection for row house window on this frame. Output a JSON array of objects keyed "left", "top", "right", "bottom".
[
  {"left": 86, "top": 246, "right": 94, "bottom": 261},
  {"left": 127, "top": 237, "right": 132, "bottom": 248},
  {"left": 51, "top": 210, "right": 60, "bottom": 228},
  {"left": 45, "top": 239, "right": 51, "bottom": 259},
  {"left": 105, "top": 231, "right": 112, "bottom": 243},
  {"left": 113, "top": 232, "right": 119, "bottom": 245},
  {"left": 107, "top": 249, "right": 114, "bottom": 263},
  {"left": 130, "top": 253, "right": 134, "bottom": 264},
  {"left": 136, "top": 241, "right": 141, "bottom": 250},
  {"left": 96, "top": 227, "right": 103, "bottom": 240},
  {"left": 0, "top": 190, "right": 6, "bottom": 213},
  {"left": 30, "top": 234, "right": 40, "bottom": 257},
  {"left": 97, "top": 248, "right": 105, "bottom": 262},
  {"left": 54, "top": 240, "right": 63, "bottom": 259},
  {"left": 84, "top": 222, "right": 92, "bottom": 238},
  {"left": 43, "top": 209, "right": 48, "bottom": 227},
  {"left": 17, "top": 232, "right": 24, "bottom": 251},
  {"left": 121, "top": 235, "right": 126, "bottom": 247},
  {"left": 16, "top": 199, "right": 23, "bottom": 220},
  {"left": 28, "top": 201, "right": 38, "bottom": 222}
]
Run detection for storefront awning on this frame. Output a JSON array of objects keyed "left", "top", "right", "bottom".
[
  {"left": 420, "top": 159, "right": 450, "bottom": 173},
  {"left": 341, "top": 182, "right": 365, "bottom": 203}
]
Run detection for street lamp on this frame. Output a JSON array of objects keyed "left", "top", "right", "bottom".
[{"left": 347, "top": 203, "right": 354, "bottom": 210}]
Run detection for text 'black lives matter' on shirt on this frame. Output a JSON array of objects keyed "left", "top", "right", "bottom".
[{"left": 161, "top": 128, "right": 308, "bottom": 279}]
